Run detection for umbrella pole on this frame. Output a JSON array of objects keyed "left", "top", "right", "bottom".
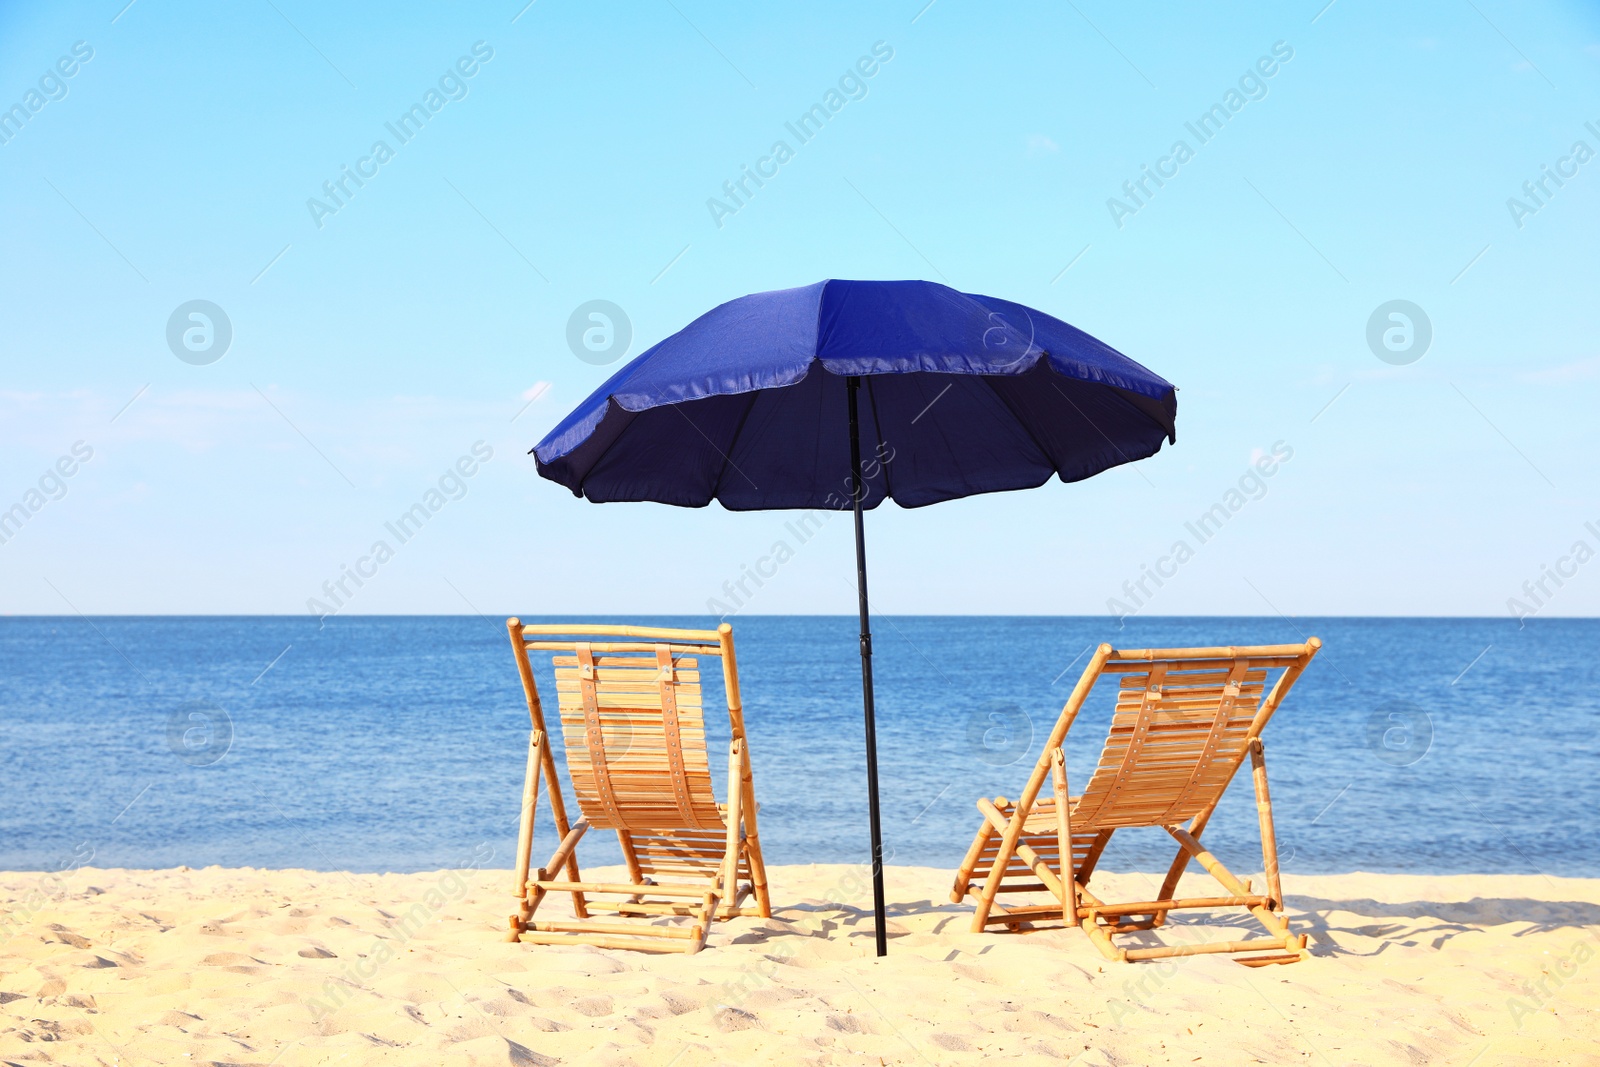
[{"left": 847, "top": 375, "right": 889, "bottom": 958}]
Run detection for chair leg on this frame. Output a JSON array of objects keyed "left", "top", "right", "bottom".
[
  {"left": 1048, "top": 753, "right": 1120, "bottom": 961},
  {"left": 1167, "top": 825, "right": 1301, "bottom": 953},
  {"left": 1248, "top": 740, "right": 1304, "bottom": 958},
  {"left": 688, "top": 888, "right": 719, "bottom": 953},
  {"left": 1063, "top": 825, "right": 1304, "bottom": 965},
  {"left": 1049, "top": 749, "right": 1080, "bottom": 920},
  {"left": 1079, "top": 912, "right": 1130, "bottom": 961},
  {"left": 1152, "top": 814, "right": 1205, "bottom": 928},
  {"left": 1250, "top": 739, "right": 1284, "bottom": 909},
  {"left": 524, "top": 818, "right": 590, "bottom": 927},
  {"left": 709, "top": 738, "right": 745, "bottom": 927},
  {"left": 1077, "top": 829, "right": 1113, "bottom": 883},
  {"left": 506, "top": 730, "right": 544, "bottom": 941},
  {"left": 736, "top": 742, "right": 772, "bottom": 918},
  {"left": 618, "top": 832, "right": 645, "bottom": 891},
  {"left": 1073, "top": 827, "right": 1114, "bottom": 930},
  {"left": 616, "top": 832, "right": 656, "bottom": 909},
  {"left": 951, "top": 808, "right": 999, "bottom": 904},
  {"left": 696, "top": 740, "right": 744, "bottom": 957},
  {"left": 970, "top": 808, "right": 1020, "bottom": 933}
]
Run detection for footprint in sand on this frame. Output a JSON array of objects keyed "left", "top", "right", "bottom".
[
  {"left": 44, "top": 925, "right": 93, "bottom": 949},
  {"left": 714, "top": 1006, "right": 761, "bottom": 1032},
  {"left": 527, "top": 1016, "right": 569, "bottom": 1032},
  {"left": 742, "top": 986, "right": 805, "bottom": 1010},
  {"left": 505, "top": 1038, "right": 560, "bottom": 1067},
  {"left": 199, "top": 951, "right": 264, "bottom": 970},
  {"left": 570, "top": 994, "right": 614, "bottom": 1018},
  {"left": 657, "top": 990, "right": 702, "bottom": 1016}
]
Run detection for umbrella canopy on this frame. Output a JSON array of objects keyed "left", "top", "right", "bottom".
[
  {"left": 536, "top": 279, "right": 1175, "bottom": 508},
  {"left": 533, "top": 279, "right": 1177, "bottom": 957}
]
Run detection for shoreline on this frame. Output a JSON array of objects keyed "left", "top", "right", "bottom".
[{"left": 4, "top": 864, "right": 1597, "bottom": 1064}]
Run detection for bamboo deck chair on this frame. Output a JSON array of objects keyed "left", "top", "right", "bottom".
[
  {"left": 952, "top": 639, "right": 1321, "bottom": 966},
  {"left": 503, "top": 619, "right": 771, "bottom": 953}
]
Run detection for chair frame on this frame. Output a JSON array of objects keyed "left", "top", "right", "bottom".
[
  {"left": 951, "top": 639, "right": 1321, "bottom": 966},
  {"left": 503, "top": 619, "right": 771, "bottom": 953}
]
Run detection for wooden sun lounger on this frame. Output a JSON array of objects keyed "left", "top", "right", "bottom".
[
  {"left": 503, "top": 620, "right": 771, "bottom": 953},
  {"left": 952, "top": 639, "right": 1321, "bottom": 966}
]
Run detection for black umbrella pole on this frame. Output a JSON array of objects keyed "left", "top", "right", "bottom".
[{"left": 847, "top": 376, "right": 889, "bottom": 958}]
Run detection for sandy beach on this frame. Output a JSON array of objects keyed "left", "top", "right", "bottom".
[{"left": 2, "top": 863, "right": 1596, "bottom": 1065}]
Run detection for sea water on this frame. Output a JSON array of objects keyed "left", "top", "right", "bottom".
[{"left": 1, "top": 616, "right": 1594, "bottom": 877}]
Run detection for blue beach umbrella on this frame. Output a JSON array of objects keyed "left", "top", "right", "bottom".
[{"left": 534, "top": 279, "right": 1177, "bottom": 955}]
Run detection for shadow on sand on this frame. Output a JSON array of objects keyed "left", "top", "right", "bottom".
[{"left": 728, "top": 894, "right": 1600, "bottom": 958}]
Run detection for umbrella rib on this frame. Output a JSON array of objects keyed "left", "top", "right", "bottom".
[
  {"left": 977, "top": 374, "right": 1058, "bottom": 473},
  {"left": 712, "top": 390, "right": 766, "bottom": 499},
  {"left": 568, "top": 400, "right": 637, "bottom": 500},
  {"left": 863, "top": 376, "right": 893, "bottom": 503},
  {"left": 673, "top": 397, "right": 761, "bottom": 493},
  {"left": 1046, "top": 379, "right": 1157, "bottom": 488}
]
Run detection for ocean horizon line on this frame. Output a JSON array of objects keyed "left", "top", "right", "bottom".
[{"left": 4, "top": 612, "right": 1596, "bottom": 621}]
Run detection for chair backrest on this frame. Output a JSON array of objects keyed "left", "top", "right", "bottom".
[
  {"left": 1051, "top": 641, "right": 1319, "bottom": 831},
  {"left": 509, "top": 623, "right": 745, "bottom": 833}
]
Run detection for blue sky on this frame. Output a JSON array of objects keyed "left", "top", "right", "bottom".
[{"left": 2, "top": 0, "right": 1598, "bottom": 619}]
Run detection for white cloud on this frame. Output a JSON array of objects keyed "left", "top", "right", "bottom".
[{"left": 1518, "top": 357, "right": 1600, "bottom": 383}]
